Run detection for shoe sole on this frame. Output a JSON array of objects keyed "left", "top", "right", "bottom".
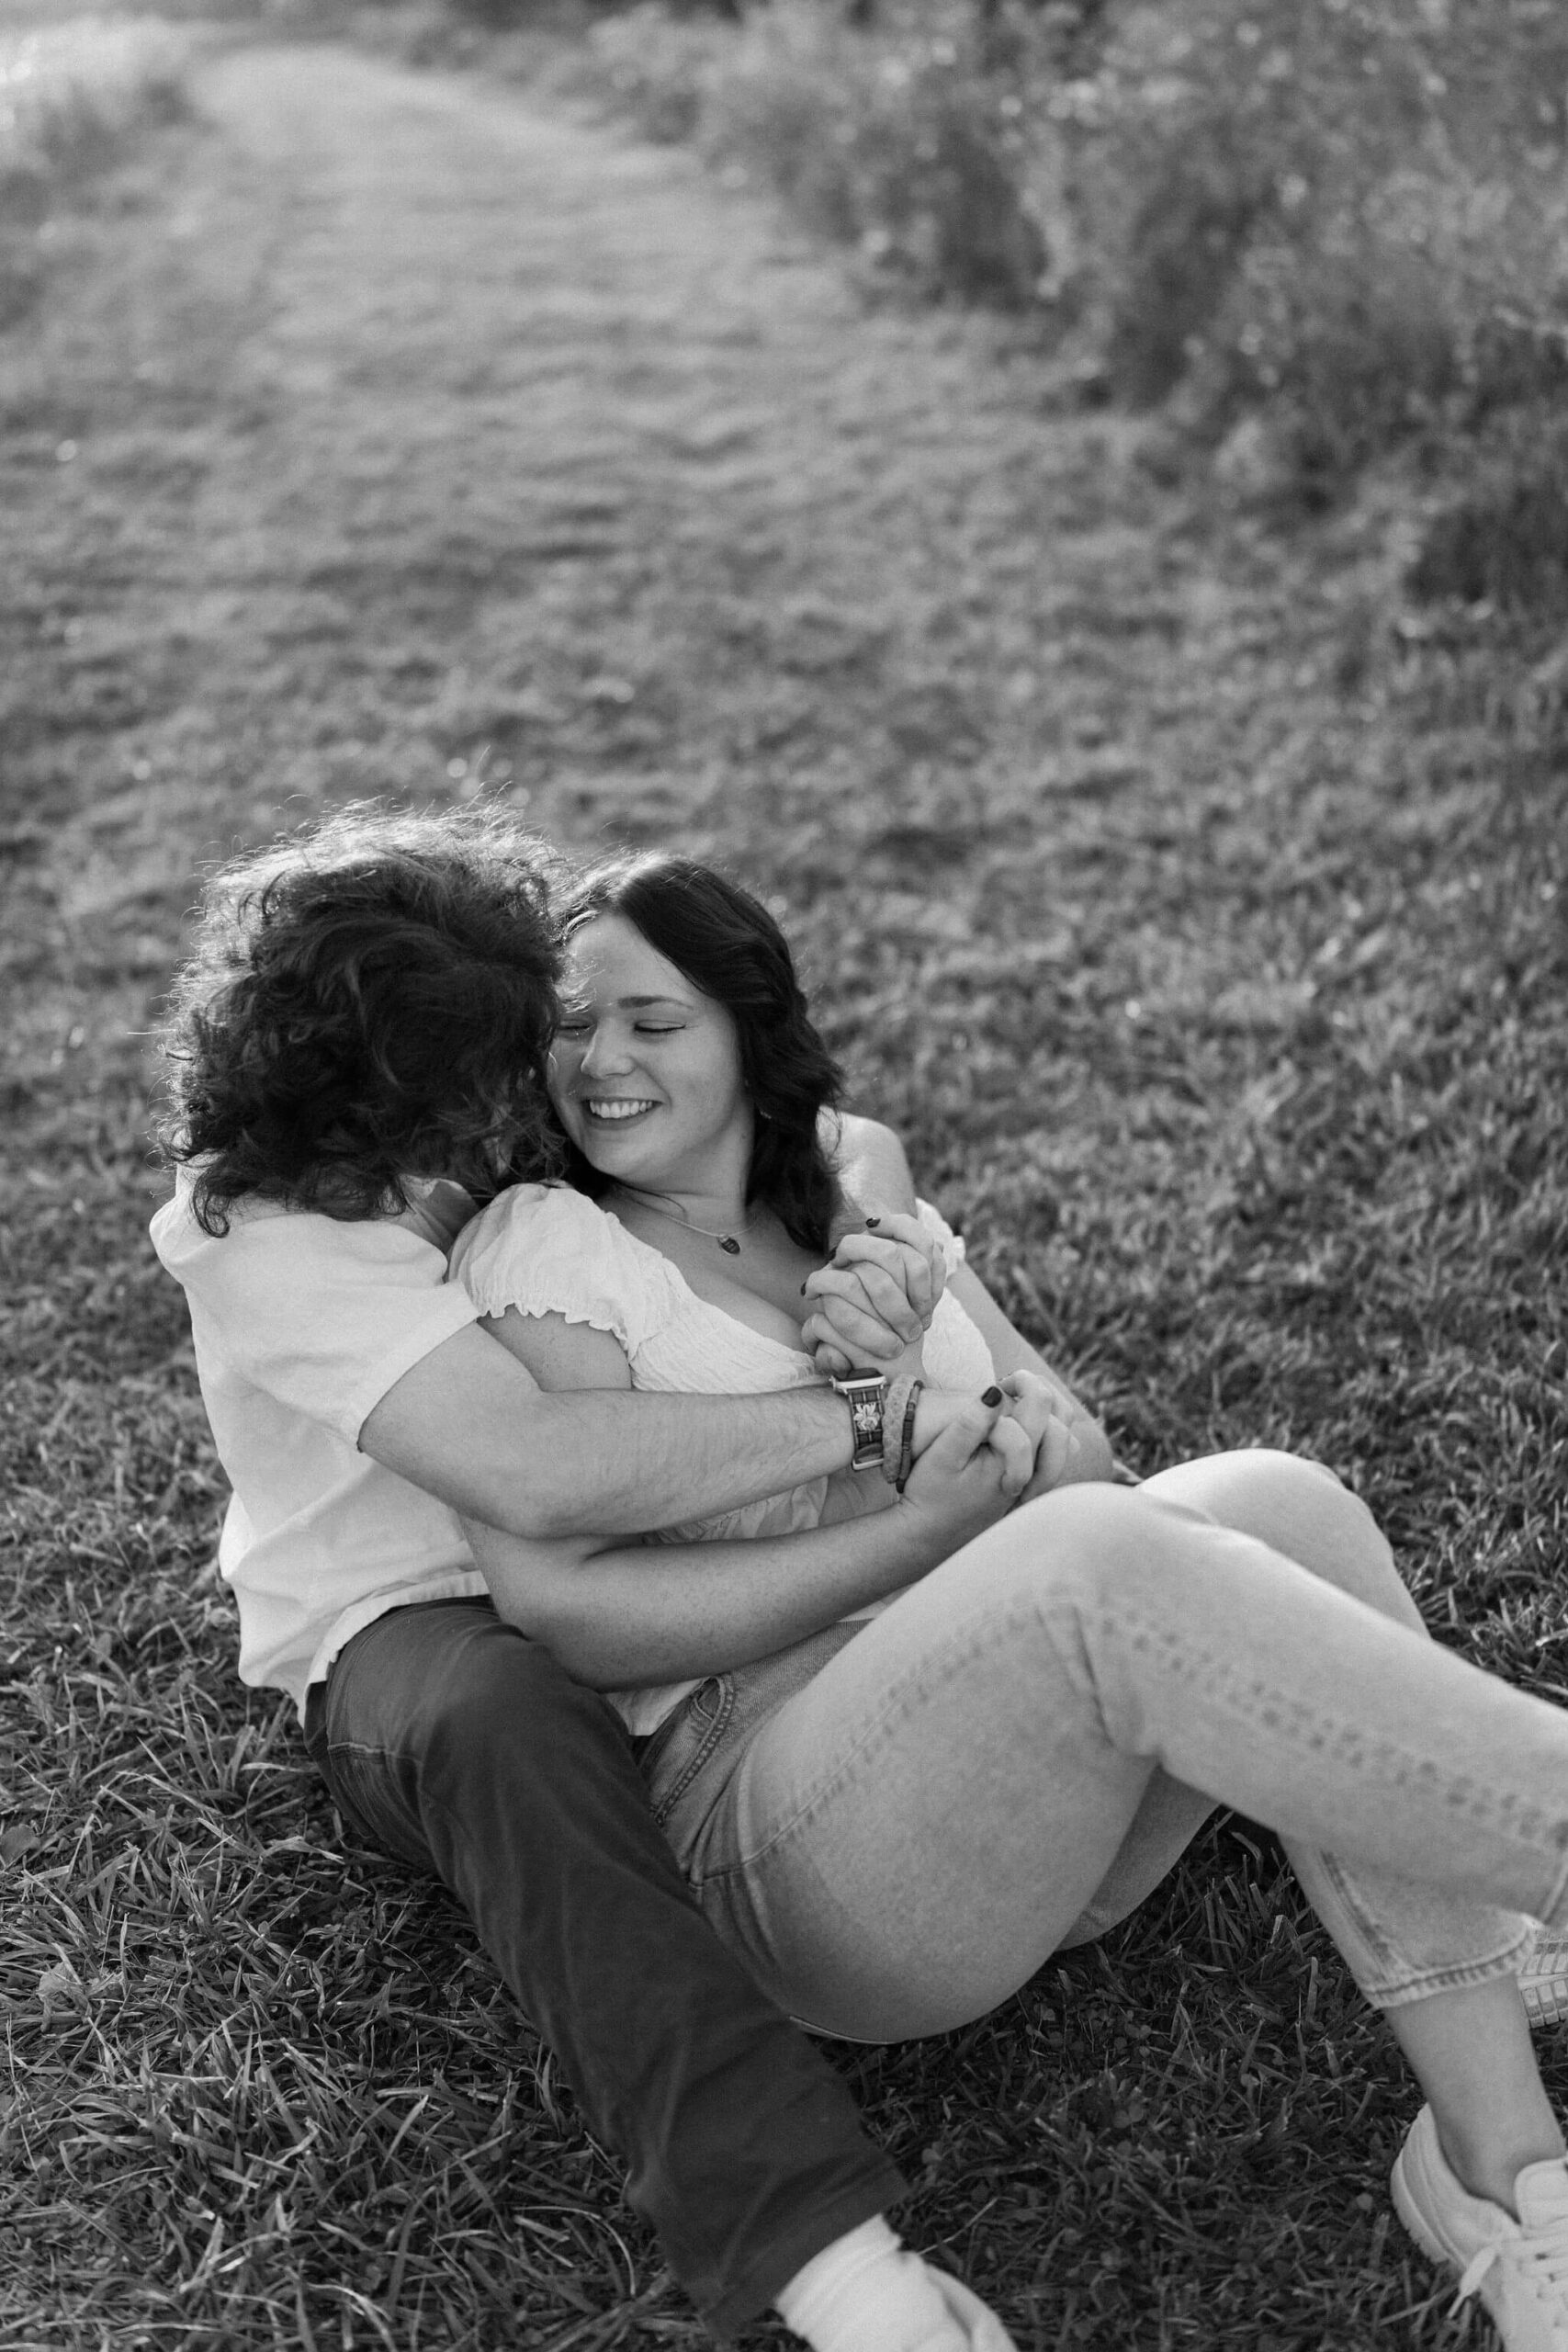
[{"left": 1391, "top": 2139, "right": 1460, "bottom": 2273}]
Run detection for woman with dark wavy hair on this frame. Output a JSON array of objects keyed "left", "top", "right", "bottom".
[
  {"left": 451, "top": 849, "right": 1568, "bottom": 2352},
  {"left": 552, "top": 854, "right": 848, "bottom": 1255}
]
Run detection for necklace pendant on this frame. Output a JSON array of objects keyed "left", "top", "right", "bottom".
[{"left": 719, "top": 1234, "right": 741, "bottom": 1255}]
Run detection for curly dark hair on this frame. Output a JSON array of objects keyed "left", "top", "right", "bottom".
[
  {"left": 554, "top": 854, "right": 845, "bottom": 1255},
  {"left": 156, "top": 802, "right": 565, "bottom": 1235}
]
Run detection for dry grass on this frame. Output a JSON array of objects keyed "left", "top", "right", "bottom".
[{"left": 2, "top": 26, "right": 1566, "bottom": 2352}]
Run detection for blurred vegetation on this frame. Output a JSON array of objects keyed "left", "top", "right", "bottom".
[
  {"left": 0, "top": 14, "right": 192, "bottom": 327},
  {"left": 463, "top": 0, "right": 1568, "bottom": 616},
  {"left": 0, "top": 14, "right": 190, "bottom": 173}
]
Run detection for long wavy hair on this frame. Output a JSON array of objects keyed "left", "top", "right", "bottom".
[
  {"left": 555, "top": 854, "right": 845, "bottom": 1254},
  {"left": 156, "top": 802, "right": 564, "bottom": 1234}
]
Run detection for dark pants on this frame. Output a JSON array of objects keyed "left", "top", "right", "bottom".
[{"left": 302, "top": 1600, "right": 904, "bottom": 2337}]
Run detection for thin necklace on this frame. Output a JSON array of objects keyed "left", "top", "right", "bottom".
[{"left": 611, "top": 1183, "right": 754, "bottom": 1256}]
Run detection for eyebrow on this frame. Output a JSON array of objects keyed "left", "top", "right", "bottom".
[{"left": 559, "top": 991, "right": 694, "bottom": 1012}]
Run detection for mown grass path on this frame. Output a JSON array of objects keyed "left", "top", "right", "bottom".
[
  {"left": 4, "top": 29, "right": 1564, "bottom": 2352},
  {"left": 168, "top": 34, "right": 1260, "bottom": 863}
]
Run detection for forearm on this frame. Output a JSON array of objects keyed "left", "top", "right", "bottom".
[
  {"left": 520, "top": 1387, "right": 857, "bottom": 1539},
  {"left": 464, "top": 1502, "right": 942, "bottom": 1686},
  {"left": 828, "top": 1112, "right": 919, "bottom": 1220},
  {"left": 363, "top": 1333, "right": 858, "bottom": 1539}
]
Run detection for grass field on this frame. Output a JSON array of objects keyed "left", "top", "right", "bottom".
[{"left": 1, "top": 13, "right": 1565, "bottom": 2352}]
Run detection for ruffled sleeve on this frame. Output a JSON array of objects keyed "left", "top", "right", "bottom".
[{"left": 449, "top": 1183, "right": 680, "bottom": 1362}]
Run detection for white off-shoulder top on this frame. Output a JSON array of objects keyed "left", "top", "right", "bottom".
[{"left": 449, "top": 1183, "right": 996, "bottom": 1732}]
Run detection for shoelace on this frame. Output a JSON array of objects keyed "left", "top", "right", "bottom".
[{"left": 1452, "top": 2218, "right": 1568, "bottom": 2323}]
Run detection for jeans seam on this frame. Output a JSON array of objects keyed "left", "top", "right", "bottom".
[
  {"left": 1367, "top": 1921, "right": 1537, "bottom": 2009},
  {"left": 1545, "top": 1835, "right": 1568, "bottom": 1933},
  {"left": 653, "top": 1679, "right": 737, "bottom": 1831},
  {"left": 1106, "top": 1592, "right": 1568, "bottom": 1863},
  {"left": 1316, "top": 1847, "right": 1396, "bottom": 1975}
]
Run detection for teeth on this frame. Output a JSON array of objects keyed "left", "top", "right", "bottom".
[{"left": 586, "top": 1099, "right": 656, "bottom": 1121}]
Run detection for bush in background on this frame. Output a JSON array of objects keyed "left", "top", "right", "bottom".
[
  {"left": 0, "top": 15, "right": 192, "bottom": 329},
  {"left": 1086, "top": 0, "right": 1568, "bottom": 606},
  {"left": 1408, "top": 409, "right": 1568, "bottom": 613},
  {"left": 0, "top": 13, "right": 189, "bottom": 182},
  {"left": 1083, "top": 2, "right": 1568, "bottom": 517},
  {"left": 567, "top": 0, "right": 1568, "bottom": 613},
  {"left": 0, "top": 14, "right": 191, "bottom": 215},
  {"left": 590, "top": 0, "right": 1048, "bottom": 308}
]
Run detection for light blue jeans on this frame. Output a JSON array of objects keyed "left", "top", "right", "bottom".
[{"left": 637, "top": 1453, "right": 1562, "bottom": 2042}]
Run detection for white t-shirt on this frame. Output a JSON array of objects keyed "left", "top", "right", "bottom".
[{"left": 151, "top": 1172, "right": 492, "bottom": 1714}]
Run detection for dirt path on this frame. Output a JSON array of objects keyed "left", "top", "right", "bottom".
[{"left": 160, "top": 36, "right": 1302, "bottom": 875}]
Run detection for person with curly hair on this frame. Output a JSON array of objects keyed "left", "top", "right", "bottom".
[{"left": 151, "top": 802, "right": 1038, "bottom": 2352}]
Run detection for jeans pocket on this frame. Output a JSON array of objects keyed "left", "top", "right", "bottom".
[
  {"left": 647, "top": 1679, "right": 737, "bottom": 1831},
  {"left": 646, "top": 1624, "right": 868, "bottom": 1865},
  {"left": 319, "top": 1740, "right": 434, "bottom": 1871}
]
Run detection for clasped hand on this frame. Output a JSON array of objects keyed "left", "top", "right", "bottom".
[
  {"left": 803, "top": 1221, "right": 1082, "bottom": 1506},
  {"left": 902, "top": 1374, "right": 1082, "bottom": 1521},
  {"left": 802, "top": 1211, "right": 945, "bottom": 1375},
  {"left": 993, "top": 1370, "right": 1086, "bottom": 1500}
]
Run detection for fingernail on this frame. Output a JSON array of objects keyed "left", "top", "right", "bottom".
[
  {"left": 981, "top": 1385, "right": 1003, "bottom": 1408},
  {"left": 865, "top": 1216, "right": 881, "bottom": 1227}
]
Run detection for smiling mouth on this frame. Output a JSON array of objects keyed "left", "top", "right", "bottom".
[{"left": 582, "top": 1098, "right": 659, "bottom": 1123}]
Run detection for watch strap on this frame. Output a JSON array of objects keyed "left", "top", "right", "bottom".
[{"left": 831, "top": 1369, "right": 888, "bottom": 1472}]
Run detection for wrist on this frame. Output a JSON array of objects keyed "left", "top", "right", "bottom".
[
  {"left": 887, "top": 1492, "right": 958, "bottom": 1576},
  {"left": 782, "top": 1384, "right": 874, "bottom": 1481},
  {"left": 908, "top": 1387, "right": 964, "bottom": 1456}
]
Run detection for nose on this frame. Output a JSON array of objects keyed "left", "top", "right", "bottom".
[{"left": 578, "top": 1023, "right": 632, "bottom": 1081}]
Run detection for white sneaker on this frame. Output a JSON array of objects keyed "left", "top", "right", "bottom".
[
  {"left": 1393, "top": 2104, "right": 1568, "bottom": 2350},
  {"left": 1518, "top": 1931, "right": 1568, "bottom": 2030}
]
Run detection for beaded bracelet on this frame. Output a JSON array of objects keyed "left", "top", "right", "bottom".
[
  {"left": 881, "top": 1374, "right": 924, "bottom": 1493},
  {"left": 895, "top": 1379, "right": 922, "bottom": 1493}
]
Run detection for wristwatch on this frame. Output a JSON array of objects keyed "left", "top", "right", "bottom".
[{"left": 830, "top": 1368, "right": 888, "bottom": 1472}]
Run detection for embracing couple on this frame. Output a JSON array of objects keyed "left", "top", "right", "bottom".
[{"left": 154, "top": 801, "right": 1568, "bottom": 2352}]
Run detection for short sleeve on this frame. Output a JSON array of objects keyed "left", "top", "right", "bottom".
[
  {"left": 450, "top": 1183, "right": 674, "bottom": 1360},
  {"left": 152, "top": 1193, "right": 480, "bottom": 1444},
  {"left": 915, "top": 1197, "right": 966, "bottom": 1274}
]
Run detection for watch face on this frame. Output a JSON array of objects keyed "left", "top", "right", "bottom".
[{"left": 846, "top": 1382, "right": 885, "bottom": 1465}]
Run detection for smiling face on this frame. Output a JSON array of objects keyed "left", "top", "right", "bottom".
[{"left": 549, "top": 912, "right": 753, "bottom": 1198}]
